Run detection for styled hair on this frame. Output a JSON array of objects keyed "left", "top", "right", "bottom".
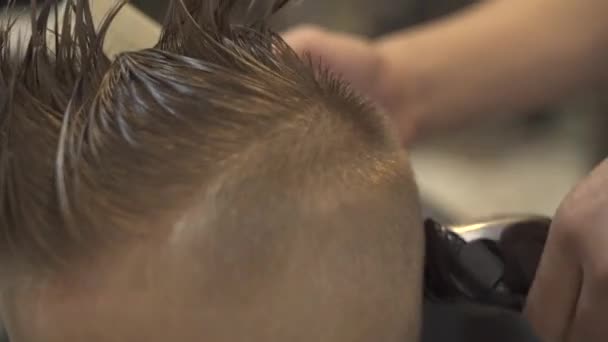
[{"left": 0, "top": 0, "right": 417, "bottom": 276}]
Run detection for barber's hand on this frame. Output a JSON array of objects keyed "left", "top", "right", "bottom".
[
  {"left": 283, "top": 26, "right": 416, "bottom": 144},
  {"left": 525, "top": 159, "right": 608, "bottom": 341}
]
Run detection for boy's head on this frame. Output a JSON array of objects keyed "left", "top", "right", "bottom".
[{"left": 0, "top": 1, "right": 424, "bottom": 341}]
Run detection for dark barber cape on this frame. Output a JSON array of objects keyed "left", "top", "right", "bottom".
[{"left": 422, "top": 301, "right": 540, "bottom": 342}]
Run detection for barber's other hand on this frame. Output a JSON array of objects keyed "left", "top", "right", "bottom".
[
  {"left": 525, "top": 159, "right": 608, "bottom": 341},
  {"left": 283, "top": 26, "right": 416, "bottom": 144}
]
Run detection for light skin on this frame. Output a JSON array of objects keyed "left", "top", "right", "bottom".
[
  {"left": 526, "top": 159, "right": 608, "bottom": 341},
  {"left": 285, "top": 0, "right": 608, "bottom": 143},
  {"left": 284, "top": 0, "right": 608, "bottom": 340},
  {"left": 0, "top": 154, "right": 424, "bottom": 342}
]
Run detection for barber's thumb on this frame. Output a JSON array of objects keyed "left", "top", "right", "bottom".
[
  {"left": 282, "top": 26, "right": 332, "bottom": 59},
  {"left": 283, "top": 26, "right": 373, "bottom": 74},
  {"left": 284, "top": 26, "right": 384, "bottom": 96}
]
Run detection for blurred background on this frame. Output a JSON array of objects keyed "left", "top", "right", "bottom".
[
  {"left": 127, "top": 0, "right": 607, "bottom": 223},
  {"left": 3, "top": 0, "right": 607, "bottom": 222}
]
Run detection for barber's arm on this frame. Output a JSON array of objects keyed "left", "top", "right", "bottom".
[{"left": 285, "top": 0, "right": 608, "bottom": 143}]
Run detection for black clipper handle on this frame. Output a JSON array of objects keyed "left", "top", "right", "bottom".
[{"left": 424, "top": 216, "right": 551, "bottom": 311}]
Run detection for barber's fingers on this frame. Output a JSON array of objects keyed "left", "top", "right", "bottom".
[
  {"left": 527, "top": 159, "right": 608, "bottom": 341},
  {"left": 564, "top": 159, "right": 608, "bottom": 341},
  {"left": 567, "top": 271, "right": 608, "bottom": 342},
  {"left": 567, "top": 204, "right": 608, "bottom": 341},
  {"left": 283, "top": 26, "right": 383, "bottom": 97},
  {"left": 283, "top": 26, "right": 367, "bottom": 69},
  {"left": 524, "top": 229, "right": 583, "bottom": 342},
  {"left": 284, "top": 26, "right": 416, "bottom": 145}
]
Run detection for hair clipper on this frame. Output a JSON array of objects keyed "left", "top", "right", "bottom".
[{"left": 424, "top": 215, "right": 551, "bottom": 311}]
